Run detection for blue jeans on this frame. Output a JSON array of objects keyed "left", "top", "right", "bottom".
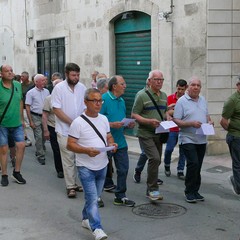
[
  {"left": 135, "top": 140, "right": 148, "bottom": 173},
  {"left": 110, "top": 147, "right": 129, "bottom": 199},
  {"left": 180, "top": 143, "right": 206, "bottom": 194},
  {"left": 226, "top": 134, "right": 240, "bottom": 192},
  {"left": 164, "top": 132, "right": 186, "bottom": 172},
  {"left": 0, "top": 125, "right": 24, "bottom": 146},
  {"left": 77, "top": 166, "right": 107, "bottom": 231}
]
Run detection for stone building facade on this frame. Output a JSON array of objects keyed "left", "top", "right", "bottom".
[{"left": 0, "top": 0, "right": 239, "bottom": 154}]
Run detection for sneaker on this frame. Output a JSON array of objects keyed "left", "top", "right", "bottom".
[
  {"left": 103, "top": 184, "right": 116, "bottom": 192},
  {"left": 146, "top": 190, "right": 163, "bottom": 201},
  {"left": 57, "top": 172, "right": 64, "bottom": 178},
  {"left": 25, "top": 137, "right": 32, "bottom": 147},
  {"left": 98, "top": 198, "right": 104, "bottom": 208},
  {"left": 157, "top": 178, "right": 163, "bottom": 185},
  {"left": 82, "top": 219, "right": 91, "bottom": 231},
  {"left": 37, "top": 156, "right": 45, "bottom": 165},
  {"left": 12, "top": 171, "right": 26, "bottom": 184},
  {"left": 1, "top": 175, "right": 9, "bottom": 186},
  {"left": 185, "top": 193, "right": 196, "bottom": 203},
  {"left": 164, "top": 166, "right": 171, "bottom": 177},
  {"left": 133, "top": 171, "right": 141, "bottom": 183},
  {"left": 93, "top": 228, "right": 108, "bottom": 240},
  {"left": 228, "top": 176, "right": 240, "bottom": 195},
  {"left": 114, "top": 197, "right": 135, "bottom": 207},
  {"left": 177, "top": 172, "right": 185, "bottom": 180},
  {"left": 194, "top": 192, "right": 205, "bottom": 201}
]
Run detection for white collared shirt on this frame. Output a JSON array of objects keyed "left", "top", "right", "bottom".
[{"left": 51, "top": 80, "right": 87, "bottom": 136}]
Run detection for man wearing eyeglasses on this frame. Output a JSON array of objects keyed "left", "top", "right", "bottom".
[
  {"left": 131, "top": 70, "right": 168, "bottom": 201},
  {"left": 51, "top": 63, "right": 86, "bottom": 198},
  {"left": 100, "top": 75, "right": 136, "bottom": 207}
]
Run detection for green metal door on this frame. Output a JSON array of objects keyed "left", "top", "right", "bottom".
[{"left": 114, "top": 12, "right": 151, "bottom": 118}]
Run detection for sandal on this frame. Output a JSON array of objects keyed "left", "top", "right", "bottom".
[
  {"left": 74, "top": 186, "right": 83, "bottom": 192},
  {"left": 67, "top": 188, "right": 76, "bottom": 198}
]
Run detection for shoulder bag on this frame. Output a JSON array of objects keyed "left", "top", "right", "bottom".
[
  {"left": 145, "top": 90, "right": 169, "bottom": 143},
  {"left": 0, "top": 82, "right": 14, "bottom": 125}
]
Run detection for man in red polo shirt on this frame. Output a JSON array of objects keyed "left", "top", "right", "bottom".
[{"left": 164, "top": 79, "right": 188, "bottom": 179}]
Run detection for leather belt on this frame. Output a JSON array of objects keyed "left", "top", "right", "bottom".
[{"left": 30, "top": 111, "right": 42, "bottom": 117}]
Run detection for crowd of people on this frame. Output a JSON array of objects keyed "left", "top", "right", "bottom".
[{"left": 0, "top": 63, "right": 239, "bottom": 240}]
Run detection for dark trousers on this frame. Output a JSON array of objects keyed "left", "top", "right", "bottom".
[
  {"left": 180, "top": 143, "right": 206, "bottom": 194},
  {"left": 48, "top": 125, "right": 63, "bottom": 173}
]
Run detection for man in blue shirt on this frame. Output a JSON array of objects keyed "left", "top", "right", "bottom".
[{"left": 100, "top": 75, "right": 135, "bottom": 207}]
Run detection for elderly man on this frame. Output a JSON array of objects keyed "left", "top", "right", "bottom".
[
  {"left": 173, "top": 77, "right": 213, "bottom": 203},
  {"left": 100, "top": 75, "right": 135, "bottom": 207},
  {"left": 51, "top": 62, "right": 86, "bottom": 198},
  {"left": 0, "top": 64, "right": 26, "bottom": 186},
  {"left": 131, "top": 70, "right": 168, "bottom": 201},
  {"left": 220, "top": 77, "right": 240, "bottom": 196},
  {"left": 25, "top": 74, "right": 50, "bottom": 165},
  {"left": 67, "top": 88, "right": 117, "bottom": 240}
]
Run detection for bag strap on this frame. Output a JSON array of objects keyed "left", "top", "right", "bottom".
[
  {"left": 145, "top": 90, "right": 164, "bottom": 121},
  {"left": 80, "top": 114, "right": 107, "bottom": 146},
  {"left": 0, "top": 82, "right": 14, "bottom": 125}
]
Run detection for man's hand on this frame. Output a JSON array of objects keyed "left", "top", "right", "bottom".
[
  {"left": 110, "top": 122, "right": 124, "bottom": 129},
  {"left": 87, "top": 148, "right": 100, "bottom": 157}
]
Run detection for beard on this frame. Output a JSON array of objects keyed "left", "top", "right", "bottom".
[{"left": 67, "top": 78, "right": 79, "bottom": 86}]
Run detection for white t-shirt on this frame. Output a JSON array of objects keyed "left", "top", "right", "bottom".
[
  {"left": 68, "top": 113, "right": 110, "bottom": 170},
  {"left": 51, "top": 80, "right": 86, "bottom": 136}
]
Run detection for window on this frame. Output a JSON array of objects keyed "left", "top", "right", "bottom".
[{"left": 37, "top": 38, "right": 65, "bottom": 82}]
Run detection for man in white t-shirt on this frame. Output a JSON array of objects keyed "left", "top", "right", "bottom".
[
  {"left": 51, "top": 63, "right": 86, "bottom": 198},
  {"left": 67, "top": 88, "right": 117, "bottom": 240}
]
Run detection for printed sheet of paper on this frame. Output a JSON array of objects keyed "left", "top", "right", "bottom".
[
  {"left": 155, "top": 120, "right": 177, "bottom": 134},
  {"left": 95, "top": 146, "right": 115, "bottom": 152},
  {"left": 121, "top": 118, "right": 136, "bottom": 127},
  {"left": 196, "top": 123, "right": 215, "bottom": 135}
]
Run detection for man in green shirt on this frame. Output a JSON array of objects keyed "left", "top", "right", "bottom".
[
  {"left": 0, "top": 64, "right": 26, "bottom": 186},
  {"left": 131, "top": 70, "right": 168, "bottom": 201},
  {"left": 220, "top": 77, "right": 240, "bottom": 195}
]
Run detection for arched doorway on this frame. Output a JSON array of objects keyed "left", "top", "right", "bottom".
[{"left": 114, "top": 11, "right": 151, "bottom": 119}]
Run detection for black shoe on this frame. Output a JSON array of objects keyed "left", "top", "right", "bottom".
[
  {"left": 12, "top": 171, "right": 26, "bottom": 184},
  {"left": 133, "top": 171, "right": 141, "bottom": 183},
  {"left": 185, "top": 193, "right": 196, "bottom": 203},
  {"left": 114, "top": 197, "right": 135, "bottom": 207},
  {"left": 194, "top": 192, "right": 205, "bottom": 201},
  {"left": 97, "top": 198, "right": 104, "bottom": 208},
  {"left": 57, "top": 172, "right": 64, "bottom": 178},
  {"left": 164, "top": 166, "right": 171, "bottom": 177},
  {"left": 177, "top": 172, "right": 185, "bottom": 180},
  {"left": 104, "top": 184, "right": 116, "bottom": 192},
  {"left": 1, "top": 175, "right": 9, "bottom": 186},
  {"left": 228, "top": 176, "right": 240, "bottom": 195},
  {"left": 157, "top": 178, "right": 163, "bottom": 185},
  {"left": 37, "top": 157, "right": 45, "bottom": 165}
]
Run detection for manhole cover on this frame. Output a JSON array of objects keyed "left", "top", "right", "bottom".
[
  {"left": 132, "top": 203, "right": 187, "bottom": 219},
  {"left": 206, "top": 165, "right": 231, "bottom": 173}
]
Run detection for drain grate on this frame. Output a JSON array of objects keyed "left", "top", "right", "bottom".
[{"left": 132, "top": 202, "right": 187, "bottom": 219}]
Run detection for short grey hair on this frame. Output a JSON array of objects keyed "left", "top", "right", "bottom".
[
  {"left": 84, "top": 88, "right": 101, "bottom": 100},
  {"left": 97, "top": 78, "right": 108, "bottom": 90},
  {"left": 34, "top": 74, "right": 45, "bottom": 84}
]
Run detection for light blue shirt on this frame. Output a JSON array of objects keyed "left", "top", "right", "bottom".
[{"left": 174, "top": 93, "right": 208, "bottom": 144}]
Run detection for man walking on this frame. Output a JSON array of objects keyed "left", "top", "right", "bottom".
[
  {"left": 100, "top": 75, "right": 135, "bottom": 207},
  {"left": 25, "top": 74, "right": 50, "bottom": 165},
  {"left": 0, "top": 64, "right": 26, "bottom": 186},
  {"left": 173, "top": 77, "right": 213, "bottom": 203},
  {"left": 51, "top": 62, "right": 86, "bottom": 198},
  {"left": 131, "top": 70, "right": 168, "bottom": 201},
  {"left": 164, "top": 79, "right": 188, "bottom": 179},
  {"left": 67, "top": 88, "right": 117, "bottom": 240},
  {"left": 220, "top": 77, "right": 240, "bottom": 195}
]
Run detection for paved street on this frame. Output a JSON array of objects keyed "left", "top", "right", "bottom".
[{"left": 0, "top": 137, "right": 240, "bottom": 240}]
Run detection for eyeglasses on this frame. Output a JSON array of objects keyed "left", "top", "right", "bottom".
[
  {"left": 152, "top": 78, "right": 164, "bottom": 81},
  {"left": 86, "top": 99, "right": 103, "bottom": 104}
]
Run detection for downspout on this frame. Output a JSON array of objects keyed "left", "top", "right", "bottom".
[{"left": 163, "top": 0, "right": 174, "bottom": 93}]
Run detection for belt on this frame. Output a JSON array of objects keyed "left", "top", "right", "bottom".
[{"left": 30, "top": 111, "right": 42, "bottom": 117}]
